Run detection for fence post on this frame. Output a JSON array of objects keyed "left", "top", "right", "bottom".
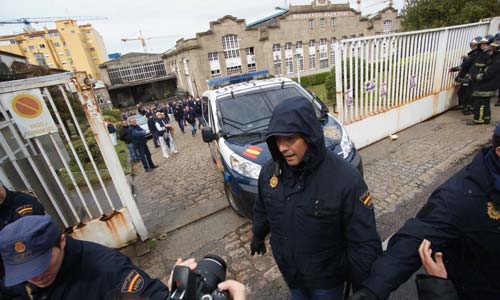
[
  {"left": 432, "top": 29, "right": 449, "bottom": 93},
  {"left": 334, "top": 41, "right": 344, "bottom": 123},
  {"left": 72, "top": 73, "right": 149, "bottom": 241}
]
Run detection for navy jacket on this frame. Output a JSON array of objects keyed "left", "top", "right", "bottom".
[
  {"left": 29, "top": 237, "right": 169, "bottom": 300},
  {"left": 363, "top": 148, "right": 500, "bottom": 300},
  {"left": 0, "top": 189, "right": 45, "bottom": 231},
  {"left": 147, "top": 118, "right": 157, "bottom": 133},
  {"left": 119, "top": 125, "right": 132, "bottom": 144},
  {"left": 471, "top": 52, "right": 500, "bottom": 95},
  {"left": 128, "top": 125, "right": 147, "bottom": 146},
  {"left": 253, "top": 97, "right": 381, "bottom": 290}
]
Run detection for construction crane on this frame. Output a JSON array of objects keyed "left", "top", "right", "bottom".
[
  {"left": 0, "top": 16, "right": 107, "bottom": 31},
  {"left": 121, "top": 31, "right": 184, "bottom": 53}
]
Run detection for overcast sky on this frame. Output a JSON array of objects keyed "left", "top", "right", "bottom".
[{"left": 0, "top": 0, "right": 404, "bottom": 55}]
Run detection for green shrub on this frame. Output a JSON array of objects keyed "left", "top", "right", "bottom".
[{"left": 102, "top": 109, "right": 122, "bottom": 121}]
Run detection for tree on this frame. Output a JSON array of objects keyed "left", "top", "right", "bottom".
[{"left": 401, "top": 0, "right": 500, "bottom": 31}]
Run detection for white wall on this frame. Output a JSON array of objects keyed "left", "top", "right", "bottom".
[{"left": 346, "top": 86, "right": 456, "bottom": 149}]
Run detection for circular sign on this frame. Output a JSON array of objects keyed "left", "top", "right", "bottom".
[
  {"left": 11, "top": 94, "right": 43, "bottom": 119},
  {"left": 14, "top": 241, "right": 26, "bottom": 253}
]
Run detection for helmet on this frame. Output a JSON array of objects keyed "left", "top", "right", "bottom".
[
  {"left": 478, "top": 36, "right": 489, "bottom": 44},
  {"left": 470, "top": 38, "right": 479, "bottom": 45},
  {"left": 487, "top": 42, "right": 500, "bottom": 52},
  {"left": 485, "top": 34, "right": 494, "bottom": 44},
  {"left": 494, "top": 33, "right": 500, "bottom": 42}
]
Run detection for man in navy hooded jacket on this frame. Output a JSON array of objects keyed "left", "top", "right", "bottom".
[{"left": 251, "top": 96, "right": 382, "bottom": 300}]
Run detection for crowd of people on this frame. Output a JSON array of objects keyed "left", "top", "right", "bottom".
[{"left": 450, "top": 33, "right": 500, "bottom": 125}]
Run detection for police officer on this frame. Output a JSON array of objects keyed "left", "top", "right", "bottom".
[
  {"left": 0, "top": 215, "right": 247, "bottom": 300},
  {"left": 449, "top": 36, "right": 481, "bottom": 114},
  {"left": 349, "top": 124, "right": 500, "bottom": 300},
  {"left": 251, "top": 97, "right": 382, "bottom": 300},
  {"left": 467, "top": 41, "right": 500, "bottom": 125},
  {"left": 0, "top": 184, "right": 45, "bottom": 230},
  {"left": 0, "top": 184, "right": 45, "bottom": 300}
]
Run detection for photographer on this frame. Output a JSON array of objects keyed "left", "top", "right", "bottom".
[{"left": 0, "top": 215, "right": 246, "bottom": 300}]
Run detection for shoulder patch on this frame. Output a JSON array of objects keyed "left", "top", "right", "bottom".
[
  {"left": 487, "top": 201, "right": 500, "bottom": 221},
  {"left": 360, "top": 191, "right": 373, "bottom": 209},
  {"left": 121, "top": 270, "right": 145, "bottom": 294},
  {"left": 16, "top": 205, "right": 33, "bottom": 216}
]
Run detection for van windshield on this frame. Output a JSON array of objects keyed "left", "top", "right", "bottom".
[{"left": 217, "top": 86, "right": 311, "bottom": 137}]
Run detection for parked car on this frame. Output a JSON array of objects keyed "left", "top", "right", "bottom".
[
  {"left": 127, "top": 114, "right": 151, "bottom": 137},
  {"left": 201, "top": 77, "right": 362, "bottom": 218}
]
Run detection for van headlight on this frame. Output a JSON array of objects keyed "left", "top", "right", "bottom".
[
  {"left": 340, "top": 125, "right": 353, "bottom": 159},
  {"left": 230, "top": 153, "right": 262, "bottom": 179}
]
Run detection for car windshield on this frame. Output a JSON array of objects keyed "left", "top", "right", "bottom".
[
  {"left": 129, "top": 115, "right": 147, "bottom": 126},
  {"left": 217, "top": 85, "right": 311, "bottom": 137}
]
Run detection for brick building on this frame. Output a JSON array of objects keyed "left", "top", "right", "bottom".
[{"left": 163, "top": 0, "right": 400, "bottom": 95}]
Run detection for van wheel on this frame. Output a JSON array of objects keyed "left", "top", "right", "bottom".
[{"left": 224, "top": 181, "right": 246, "bottom": 217}]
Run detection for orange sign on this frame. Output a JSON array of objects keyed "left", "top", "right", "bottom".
[{"left": 11, "top": 94, "right": 43, "bottom": 119}]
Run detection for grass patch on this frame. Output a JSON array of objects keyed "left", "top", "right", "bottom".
[{"left": 308, "top": 84, "right": 334, "bottom": 104}]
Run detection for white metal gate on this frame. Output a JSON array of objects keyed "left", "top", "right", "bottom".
[
  {"left": 0, "top": 72, "right": 147, "bottom": 248},
  {"left": 334, "top": 21, "right": 490, "bottom": 125}
]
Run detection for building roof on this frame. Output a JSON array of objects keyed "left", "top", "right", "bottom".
[
  {"left": 247, "top": 9, "right": 290, "bottom": 28},
  {"left": 0, "top": 50, "right": 26, "bottom": 60},
  {"left": 99, "top": 52, "right": 164, "bottom": 67},
  {"left": 289, "top": 3, "right": 353, "bottom": 13}
]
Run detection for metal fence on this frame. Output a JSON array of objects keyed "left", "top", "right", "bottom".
[
  {"left": 0, "top": 72, "right": 147, "bottom": 247},
  {"left": 334, "top": 21, "right": 490, "bottom": 124}
]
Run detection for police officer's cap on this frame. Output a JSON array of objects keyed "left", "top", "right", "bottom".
[
  {"left": 0, "top": 215, "right": 60, "bottom": 287},
  {"left": 487, "top": 42, "right": 500, "bottom": 52},
  {"left": 479, "top": 36, "right": 489, "bottom": 44}
]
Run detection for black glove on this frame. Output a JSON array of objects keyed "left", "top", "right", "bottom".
[
  {"left": 250, "top": 238, "right": 266, "bottom": 256},
  {"left": 349, "top": 288, "right": 379, "bottom": 300}
]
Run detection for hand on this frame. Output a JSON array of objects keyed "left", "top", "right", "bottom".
[
  {"left": 418, "top": 239, "right": 447, "bottom": 279},
  {"left": 167, "top": 258, "right": 197, "bottom": 290},
  {"left": 250, "top": 238, "right": 266, "bottom": 256},
  {"left": 218, "top": 280, "right": 246, "bottom": 300},
  {"left": 349, "top": 288, "right": 379, "bottom": 300}
]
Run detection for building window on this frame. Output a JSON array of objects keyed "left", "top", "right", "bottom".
[
  {"left": 29, "top": 45, "right": 35, "bottom": 50},
  {"left": 272, "top": 44, "right": 282, "bottom": 76},
  {"left": 309, "top": 19, "right": 314, "bottom": 29},
  {"left": 65, "top": 49, "right": 71, "bottom": 57},
  {"left": 383, "top": 20, "right": 392, "bottom": 33},
  {"left": 33, "top": 53, "right": 47, "bottom": 66},
  {"left": 222, "top": 34, "right": 242, "bottom": 75},
  {"left": 49, "top": 32, "right": 59, "bottom": 37},
  {"left": 246, "top": 47, "right": 256, "bottom": 72},
  {"left": 89, "top": 47, "right": 96, "bottom": 52},
  {"left": 87, "top": 39, "right": 93, "bottom": 43},
  {"left": 330, "top": 38, "right": 337, "bottom": 65},
  {"left": 319, "top": 38, "right": 328, "bottom": 68},
  {"left": 9, "top": 40, "right": 16, "bottom": 44},
  {"left": 107, "top": 60, "right": 168, "bottom": 85},
  {"left": 285, "top": 57, "right": 293, "bottom": 74},
  {"left": 62, "top": 61, "right": 67, "bottom": 64},
  {"left": 54, "top": 42, "right": 60, "bottom": 47},
  {"left": 39, "top": 44, "right": 46, "bottom": 48},
  {"left": 208, "top": 52, "right": 221, "bottom": 77},
  {"left": 284, "top": 42, "right": 292, "bottom": 51},
  {"left": 331, "top": 18, "right": 336, "bottom": 28},
  {"left": 309, "top": 54, "right": 316, "bottom": 69},
  {"left": 320, "top": 18, "right": 325, "bottom": 28}
]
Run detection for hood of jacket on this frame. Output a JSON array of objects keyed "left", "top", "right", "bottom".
[{"left": 265, "top": 96, "right": 326, "bottom": 173}]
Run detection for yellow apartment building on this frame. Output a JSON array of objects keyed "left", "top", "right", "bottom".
[{"left": 0, "top": 20, "right": 108, "bottom": 79}]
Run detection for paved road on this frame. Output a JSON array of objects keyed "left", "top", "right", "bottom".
[{"left": 130, "top": 103, "right": 498, "bottom": 299}]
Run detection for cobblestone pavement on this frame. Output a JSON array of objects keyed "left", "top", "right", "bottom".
[{"left": 130, "top": 103, "right": 499, "bottom": 299}]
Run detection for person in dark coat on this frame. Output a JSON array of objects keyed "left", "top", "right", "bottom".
[
  {"left": 119, "top": 120, "right": 140, "bottom": 162},
  {"left": 195, "top": 98, "right": 204, "bottom": 129},
  {"left": 350, "top": 124, "right": 500, "bottom": 300},
  {"left": 174, "top": 101, "right": 185, "bottom": 134},
  {"left": 449, "top": 37, "right": 480, "bottom": 114},
  {"left": 185, "top": 106, "right": 197, "bottom": 136},
  {"left": 0, "top": 215, "right": 169, "bottom": 300},
  {"left": 252, "top": 96, "right": 382, "bottom": 300},
  {"left": 147, "top": 113, "right": 159, "bottom": 148},
  {"left": 129, "top": 117, "right": 157, "bottom": 172},
  {"left": 466, "top": 38, "right": 498, "bottom": 125},
  {"left": 0, "top": 185, "right": 45, "bottom": 300}
]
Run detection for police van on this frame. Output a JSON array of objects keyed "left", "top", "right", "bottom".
[{"left": 201, "top": 72, "right": 362, "bottom": 218}]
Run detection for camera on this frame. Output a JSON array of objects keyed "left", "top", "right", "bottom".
[{"left": 170, "top": 254, "right": 228, "bottom": 300}]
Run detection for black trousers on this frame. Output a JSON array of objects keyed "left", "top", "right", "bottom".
[
  {"left": 136, "top": 143, "right": 155, "bottom": 169},
  {"left": 472, "top": 96, "right": 491, "bottom": 123},
  {"left": 457, "top": 85, "right": 473, "bottom": 109}
]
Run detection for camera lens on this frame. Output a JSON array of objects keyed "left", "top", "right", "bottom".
[{"left": 195, "top": 254, "right": 227, "bottom": 294}]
